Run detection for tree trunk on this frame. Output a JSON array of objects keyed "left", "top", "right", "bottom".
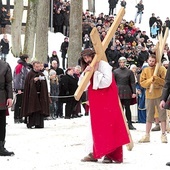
[
  {"left": 23, "top": 0, "right": 37, "bottom": 60},
  {"left": 11, "top": 0, "right": 23, "bottom": 57},
  {"left": 67, "top": 0, "right": 82, "bottom": 67},
  {"left": 88, "top": 0, "right": 94, "bottom": 13},
  {"left": 34, "top": 0, "right": 49, "bottom": 63},
  {"left": 0, "top": 0, "right": 2, "bottom": 11},
  {"left": 6, "top": 0, "right": 10, "bottom": 12}
]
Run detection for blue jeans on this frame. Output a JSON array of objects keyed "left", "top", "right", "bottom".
[
  {"left": 134, "top": 11, "right": 143, "bottom": 23},
  {"left": 1, "top": 53, "right": 7, "bottom": 62}
]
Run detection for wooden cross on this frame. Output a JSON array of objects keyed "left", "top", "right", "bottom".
[
  {"left": 149, "top": 28, "right": 169, "bottom": 93},
  {"left": 74, "top": 7, "right": 125, "bottom": 100},
  {"left": 74, "top": 7, "right": 134, "bottom": 151}
]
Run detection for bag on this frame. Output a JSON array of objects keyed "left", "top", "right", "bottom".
[{"left": 11, "top": 93, "right": 17, "bottom": 111}]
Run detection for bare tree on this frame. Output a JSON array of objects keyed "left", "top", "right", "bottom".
[
  {"left": 23, "top": 0, "right": 37, "bottom": 59},
  {"left": 88, "top": 0, "right": 95, "bottom": 14},
  {"left": 34, "top": 0, "right": 49, "bottom": 63},
  {"left": 11, "top": 0, "right": 23, "bottom": 57},
  {"left": 67, "top": 0, "right": 82, "bottom": 67},
  {"left": 23, "top": 1, "right": 37, "bottom": 57}
]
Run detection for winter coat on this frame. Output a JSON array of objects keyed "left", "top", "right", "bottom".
[
  {"left": 50, "top": 66, "right": 64, "bottom": 76},
  {"left": 58, "top": 74, "right": 78, "bottom": 103},
  {"left": 151, "top": 25, "right": 159, "bottom": 36},
  {"left": 108, "top": 0, "right": 118, "bottom": 8},
  {"left": 0, "top": 38, "right": 9, "bottom": 54},
  {"left": 107, "top": 49, "right": 119, "bottom": 69},
  {"left": 63, "top": 12, "right": 70, "bottom": 26},
  {"left": 161, "top": 64, "right": 170, "bottom": 109},
  {"left": 0, "top": 60, "right": 13, "bottom": 110},
  {"left": 113, "top": 67, "right": 136, "bottom": 99},
  {"left": 149, "top": 16, "right": 157, "bottom": 27},
  {"left": 135, "top": 3, "right": 144, "bottom": 13},
  {"left": 13, "top": 59, "right": 29, "bottom": 91},
  {"left": 137, "top": 50, "right": 149, "bottom": 67},
  {"left": 54, "top": 13, "right": 64, "bottom": 26},
  {"left": 50, "top": 79, "right": 59, "bottom": 102},
  {"left": 50, "top": 55, "right": 60, "bottom": 65},
  {"left": 60, "top": 41, "right": 69, "bottom": 58},
  {"left": 21, "top": 69, "right": 49, "bottom": 117}
]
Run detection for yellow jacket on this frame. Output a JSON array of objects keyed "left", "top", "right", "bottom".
[{"left": 140, "top": 66, "right": 166, "bottom": 99}]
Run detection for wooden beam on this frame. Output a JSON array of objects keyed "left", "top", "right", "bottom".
[
  {"left": 149, "top": 27, "right": 169, "bottom": 93},
  {"left": 74, "top": 7, "right": 125, "bottom": 100}
]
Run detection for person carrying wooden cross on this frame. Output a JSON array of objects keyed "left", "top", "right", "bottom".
[
  {"left": 139, "top": 54, "right": 167, "bottom": 143},
  {"left": 79, "top": 48, "right": 130, "bottom": 163}
]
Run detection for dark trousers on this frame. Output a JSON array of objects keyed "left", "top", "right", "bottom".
[
  {"left": 120, "top": 99, "right": 132, "bottom": 124},
  {"left": 56, "top": 101, "right": 63, "bottom": 117},
  {"left": 65, "top": 100, "right": 77, "bottom": 118},
  {"left": 62, "top": 57, "right": 66, "bottom": 69},
  {"left": 14, "top": 93, "right": 23, "bottom": 120},
  {"left": 0, "top": 110, "right": 6, "bottom": 141},
  {"left": 109, "top": 8, "right": 114, "bottom": 15}
]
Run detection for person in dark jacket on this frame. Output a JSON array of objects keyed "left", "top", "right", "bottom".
[
  {"left": 107, "top": 45, "right": 119, "bottom": 70},
  {"left": 54, "top": 9, "right": 64, "bottom": 33},
  {"left": 134, "top": 0, "right": 144, "bottom": 24},
  {"left": 113, "top": 56, "right": 136, "bottom": 130},
  {"left": 13, "top": 54, "right": 29, "bottom": 123},
  {"left": 0, "top": 34, "right": 9, "bottom": 62},
  {"left": 108, "top": 0, "right": 118, "bottom": 15},
  {"left": 49, "top": 51, "right": 60, "bottom": 66},
  {"left": 59, "top": 67, "right": 78, "bottom": 119},
  {"left": 50, "top": 60, "right": 64, "bottom": 118},
  {"left": 49, "top": 69, "right": 59, "bottom": 119},
  {"left": 0, "top": 7, "right": 8, "bottom": 34},
  {"left": 60, "top": 37, "right": 69, "bottom": 70},
  {"left": 149, "top": 13, "right": 157, "bottom": 36},
  {"left": 156, "top": 16, "right": 163, "bottom": 35},
  {"left": 21, "top": 61, "right": 50, "bottom": 128},
  {"left": 137, "top": 45, "right": 149, "bottom": 68},
  {"left": 63, "top": 10, "right": 70, "bottom": 37},
  {"left": 0, "top": 60, "right": 14, "bottom": 156},
  {"left": 165, "top": 17, "right": 170, "bottom": 29},
  {"left": 160, "top": 63, "right": 170, "bottom": 166}
]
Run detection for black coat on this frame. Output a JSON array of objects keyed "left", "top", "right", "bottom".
[
  {"left": 21, "top": 69, "right": 50, "bottom": 117},
  {"left": 137, "top": 50, "right": 149, "bottom": 67},
  {"left": 60, "top": 41, "right": 69, "bottom": 58},
  {"left": 161, "top": 64, "right": 170, "bottom": 109},
  {"left": 107, "top": 49, "right": 119, "bottom": 69},
  {"left": 113, "top": 67, "right": 136, "bottom": 99},
  {"left": 0, "top": 38, "right": 9, "bottom": 54},
  {"left": 108, "top": 0, "right": 118, "bottom": 8},
  {"left": 58, "top": 74, "right": 78, "bottom": 103},
  {"left": 149, "top": 16, "right": 157, "bottom": 27},
  {"left": 0, "top": 60, "right": 13, "bottom": 110}
]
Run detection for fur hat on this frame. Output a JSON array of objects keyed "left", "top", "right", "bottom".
[{"left": 49, "top": 69, "right": 56, "bottom": 76}]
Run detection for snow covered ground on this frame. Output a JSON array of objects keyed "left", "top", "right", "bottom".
[
  {"left": 1, "top": 0, "right": 170, "bottom": 169},
  {"left": 2, "top": 113, "right": 170, "bottom": 170}
]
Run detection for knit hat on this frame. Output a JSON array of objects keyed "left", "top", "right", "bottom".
[
  {"left": 44, "top": 63, "right": 48, "bottom": 68},
  {"left": 49, "top": 69, "right": 56, "bottom": 76}
]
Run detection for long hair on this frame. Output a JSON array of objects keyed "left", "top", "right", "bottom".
[{"left": 79, "top": 48, "right": 96, "bottom": 71}]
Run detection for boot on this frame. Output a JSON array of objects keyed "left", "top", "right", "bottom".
[
  {"left": 151, "top": 124, "right": 160, "bottom": 131},
  {"left": 0, "top": 141, "right": 14, "bottom": 156},
  {"left": 81, "top": 153, "right": 98, "bottom": 162},
  {"left": 139, "top": 134, "right": 150, "bottom": 143},
  {"left": 128, "top": 122, "right": 136, "bottom": 130}
]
